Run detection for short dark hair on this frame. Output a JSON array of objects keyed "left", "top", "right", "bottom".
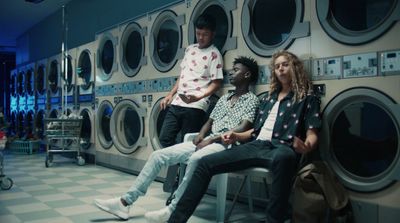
[
  {"left": 233, "top": 56, "right": 259, "bottom": 84},
  {"left": 195, "top": 14, "right": 216, "bottom": 32}
]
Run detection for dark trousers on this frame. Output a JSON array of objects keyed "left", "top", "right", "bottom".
[
  {"left": 159, "top": 105, "right": 206, "bottom": 147},
  {"left": 168, "top": 140, "right": 299, "bottom": 223}
]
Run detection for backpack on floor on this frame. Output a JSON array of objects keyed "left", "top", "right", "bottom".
[{"left": 292, "top": 161, "right": 353, "bottom": 223}]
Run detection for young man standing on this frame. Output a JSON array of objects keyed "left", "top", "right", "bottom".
[
  {"left": 159, "top": 14, "right": 223, "bottom": 195},
  {"left": 93, "top": 56, "right": 260, "bottom": 221}
]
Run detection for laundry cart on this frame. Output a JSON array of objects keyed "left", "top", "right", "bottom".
[
  {"left": 44, "top": 118, "right": 85, "bottom": 167},
  {"left": 0, "top": 132, "right": 13, "bottom": 190}
]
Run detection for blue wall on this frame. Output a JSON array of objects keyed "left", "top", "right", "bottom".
[{"left": 16, "top": 0, "right": 181, "bottom": 65}]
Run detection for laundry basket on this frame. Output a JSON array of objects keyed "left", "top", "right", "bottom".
[{"left": 9, "top": 140, "right": 41, "bottom": 154}]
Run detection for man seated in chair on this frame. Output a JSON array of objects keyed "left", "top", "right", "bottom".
[
  {"left": 167, "top": 50, "right": 322, "bottom": 223},
  {"left": 93, "top": 56, "right": 260, "bottom": 221}
]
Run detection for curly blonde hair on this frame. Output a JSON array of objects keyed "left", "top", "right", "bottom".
[{"left": 268, "top": 50, "right": 312, "bottom": 102}]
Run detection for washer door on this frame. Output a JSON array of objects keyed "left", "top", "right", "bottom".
[
  {"left": 79, "top": 108, "right": 93, "bottom": 150},
  {"left": 26, "top": 69, "right": 35, "bottom": 97},
  {"left": 149, "top": 97, "right": 168, "bottom": 151},
  {"left": 241, "top": 0, "right": 309, "bottom": 57},
  {"left": 188, "top": 0, "right": 237, "bottom": 54},
  {"left": 78, "top": 49, "right": 94, "bottom": 91},
  {"left": 36, "top": 64, "right": 46, "bottom": 96},
  {"left": 97, "top": 32, "right": 118, "bottom": 81},
  {"left": 320, "top": 88, "right": 400, "bottom": 192},
  {"left": 35, "top": 109, "right": 45, "bottom": 139},
  {"left": 110, "top": 99, "right": 147, "bottom": 154},
  {"left": 96, "top": 100, "right": 113, "bottom": 149}
]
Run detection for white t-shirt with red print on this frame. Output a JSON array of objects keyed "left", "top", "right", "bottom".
[{"left": 171, "top": 43, "right": 223, "bottom": 111}]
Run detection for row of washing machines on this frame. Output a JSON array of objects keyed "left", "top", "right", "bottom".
[{"left": 9, "top": 0, "right": 400, "bottom": 222}]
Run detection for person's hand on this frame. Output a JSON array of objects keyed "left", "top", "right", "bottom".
[
  {"left": 293, "top": 136, "right": 312, "bottom": 154},
  {"left": 193, "top": 134, "right": 204, "bottom": 146},
  {"left": 160, "top": 95, "right": 173, "bottom": 110},
  {"left": 196, "top": 138, "right": 213, "bottom": 151},
  {"left": 221, "top": 131, "right": 237, "bottom": 145},
  {"left": 179, "top": 94, "right": 202, "bottom": 104}
]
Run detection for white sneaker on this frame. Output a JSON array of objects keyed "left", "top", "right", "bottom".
[
  {"left": 144, "top": 207, "right": 172, "bottom": 223},
  {"left": 94, "top": 197, "right": 129, "bottom": 220}
]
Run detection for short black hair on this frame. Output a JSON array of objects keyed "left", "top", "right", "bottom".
[
  {"left": 195, "top": 14, "right": 216, "bottom": 32},
  {"left": 233, "top": 56, "right": 259, "bottom": 84}
]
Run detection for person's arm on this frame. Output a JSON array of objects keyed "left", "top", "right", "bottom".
[
  {"left": 160, "top": 79, "right": 179, "bottom": 110},
  {"left": 196, "top": 120, "right": 253, "bottom": 150},
  {"left": 180, "top": 79, "right": 222, "bottom": 104},
  {"left": 221, "top": 128, "right": 254, "bottom": 145},
  {"left": 193, "top": 118, "right": 213, "bottom": 146},
  {"left": 293, "top": 128, "right": 319, "bottom": 154}
]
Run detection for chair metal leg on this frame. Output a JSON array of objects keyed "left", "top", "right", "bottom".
[
  {"left": 215, "top": 173, "right": 228, "bottom": 223},
  {"left": 245, "top": 176, "right": 254, "bottom": 212},
  {"left": 225, "top": 175, "right": 248, "bottom": 222}
]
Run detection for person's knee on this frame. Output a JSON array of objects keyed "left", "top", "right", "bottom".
[{"left": 271, "top": 148, "right": 297, "bottom": 167}]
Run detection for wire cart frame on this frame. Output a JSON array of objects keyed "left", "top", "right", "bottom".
[{"left": 44, "top": 118, "right": 85, "bottom": 167}]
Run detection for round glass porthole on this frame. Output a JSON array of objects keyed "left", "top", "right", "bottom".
[
  {"left": 17, "top": 111, "right": 25, "bottom": 137},
  {"left": 35, "top": 109, "right": 45, "bottom": 139},
  {"left": 10, "top": 73, "right": 17, "bottom": 97},
  {"left": 79, "top": 108, "right": 92, "bottom": 150},
  {"left": 48, "top": 60, "right": 59, "bottom": 95},
  {"left": 26, "top": 69, "right": 34, "bottom": 96},
  {"left": 149, "top": 97, "right": 168, "bottom": 151},
  {"left": 97, "top": 100, "right": 113, "bottom": 149},
  {"left": 150, "top": 10, "right": 184, "bottom": 72},
  {"left": 17, "top": 71, "right": 25, "bottom": 96},
  {"left": 316, "top": 0, "right": 400, "bottom": 45},
  {"left": 321, "top": 88, "right": 400, "bottom": 192},
  {"left": 242, "top": 0, "right": 309, "bottom": 57},
  {"left": 66, "top": 56, "right": 73, "bottom": 92},
  {"left": 78, "top": 49, "right": 93, "bottom": 90},
  {"left": 120, "top": 22, "right": 147, "bottom": 77},
  {"left": 110, "top": 100, "right": 146, "bottom": 154},
  {"left": 26, "top": 110, "right": 34, "bottom": 137},
  {"left": 10, "top": 111, "right": 17, "bottom": 135},
  {"left": 97, "top": 32, "right": 118, "bottom": 81},
  {"left": 188, "top": 0, "right": 237, "bottom": 54},
  {"left": 36, "top": 65, "right": 46, "bottom": 95}
]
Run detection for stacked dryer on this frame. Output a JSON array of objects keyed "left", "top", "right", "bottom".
[
  {"left": 76, "top": 41, "right": 96, "bottom": 163},
  {"left": 63, "top": 48, "right": 77, "bottom": 116},
  {"left": 24, "top": 62, "right": 36, "bottom": 138},
  {"left": 307, "top": 1, "right": 400, "bottom": 222},
  {"left": 9, "top": 68, "right": 18, "bottom": 136},
  {"left": 47, "top": 54, "right": 62, "bottom": 119},
  {"left": 34, "top": 58, "right": 47, "bottom": 140},
  {"left": 16, "top": 67, "right": 26, "bottom": 137},
  {"left": 95, "top": 23, "right": 149, "bottom": 173}
]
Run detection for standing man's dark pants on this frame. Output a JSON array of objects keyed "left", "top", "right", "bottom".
[
  {"left": 168, "top": 140, "right": 299, "bottom": 223},
  {"left": 159, "top": 105, "right": 206, "bottom": 147}
]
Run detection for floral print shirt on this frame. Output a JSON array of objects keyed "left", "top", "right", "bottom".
[
  {"left": 252, "top": 91, "right": 321, "bottom": 147},
  {"left": 172, "top": 43, "right": 223, "bottom": 111}
]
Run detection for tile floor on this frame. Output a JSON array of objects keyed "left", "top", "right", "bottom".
[{"left": 0, "top": 151, "right": 267, "bottom": 223}]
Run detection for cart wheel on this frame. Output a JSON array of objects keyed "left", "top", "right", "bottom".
[
  {"left": 77, "top": 156, "right": 85, "bottom": 166},
  {"left": 45, "top": 156, "right": 53, "bottom": 168},
  {"left": 1, "top": 176, "right": 13, "bottom": 190}
]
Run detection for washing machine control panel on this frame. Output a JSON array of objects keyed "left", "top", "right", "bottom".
[
  {"left": 381, "top": 50, "right": 400, "bottom": 76},
  {"left": 312, "top": 50, "right": 400, "bottom": 80},
  {"left": 343, "top": 53, "right": 378, "bottom": 78},
  {"left": 312, "top": 57, "right": 342, "bottom": 80}
]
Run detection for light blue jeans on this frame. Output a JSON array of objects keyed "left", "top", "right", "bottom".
[{"left": 121, "top": 140, "right": 226, "bottom": 207}]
